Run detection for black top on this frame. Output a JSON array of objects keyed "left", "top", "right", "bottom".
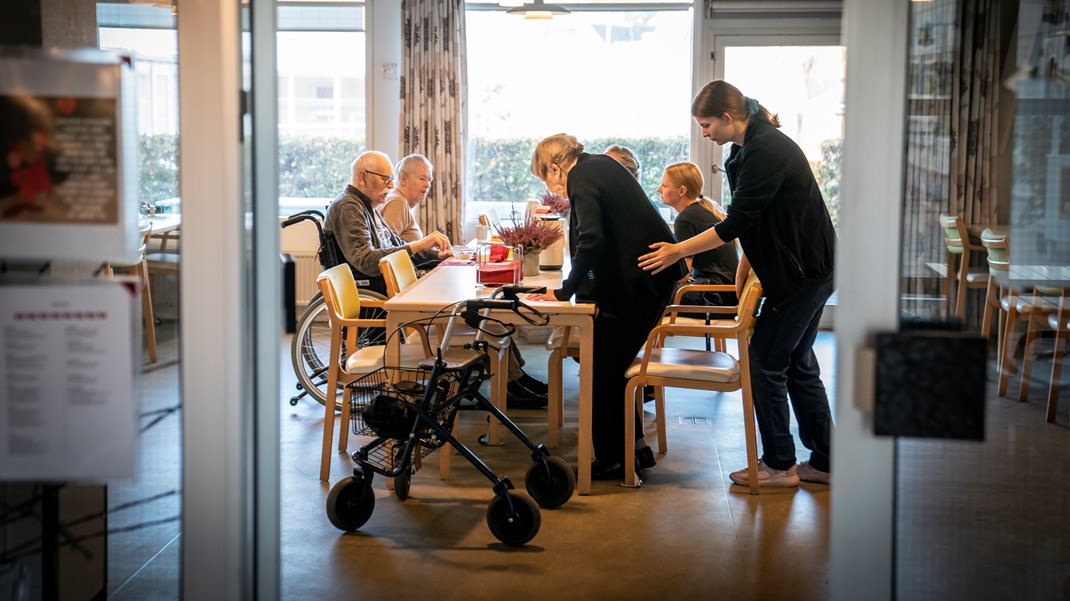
[
  {"left": 556, "top": 153, "right": 686, "bottom": 317},
  {"left": 675, "top": 202, "right": 738, "bottom": 282},
  {"left": 714, "top": 119, "right": 836, "bottom": 306}
]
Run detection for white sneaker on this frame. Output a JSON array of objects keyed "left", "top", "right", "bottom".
[
  {"left": 797, "top": 461, "right": 831, "bottom": 485},
  {"left": 729, "top": 459, "right": 799, "bottom": 488}
]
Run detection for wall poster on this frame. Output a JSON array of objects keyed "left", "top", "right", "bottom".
[
  {"left": 0, "top": 280, "right": 137, "bottom": 481},
  {"left": 0, "top": 48, "right": 139, "bottom": 263}
]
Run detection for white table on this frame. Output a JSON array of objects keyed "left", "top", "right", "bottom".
[{"left": 383, "top": 264, "right": 598, "bottom": 495}]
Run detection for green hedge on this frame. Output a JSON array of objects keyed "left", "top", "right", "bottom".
[
  {"left": 137, "top": 133, "right": 839, "bottom": 227},
  {"left": 467, "top": 136, "right": 690, "bottom": 206}
]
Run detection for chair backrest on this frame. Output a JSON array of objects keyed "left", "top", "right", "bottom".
[
  {"left": 317, "top": 264, "right": 362, "bottom": 320},
  {"left": 736, "top": 272, "right": 763, "bottom": 324},
  {"left": 379, "top": 249, "right": 418, "bottom": 298},
  {"left": 980, "top": 228, "right": 1009, "bottom": 274},
  {"left": 938, "top": 214, "right": 967, "bottom": 255}
]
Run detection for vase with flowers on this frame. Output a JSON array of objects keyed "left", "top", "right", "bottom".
[
  {"left": 540, "top": 191, "right": 570, "bottom": 258},
  {"left": 495, "top": 215, "right": 564, "bottom": 276}
]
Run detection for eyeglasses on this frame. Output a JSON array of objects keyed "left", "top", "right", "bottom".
[{"left": 364, "top": 170, "right": 395, "bottom": 184}]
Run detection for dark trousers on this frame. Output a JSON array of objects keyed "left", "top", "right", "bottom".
[
  {"left": 591, "top": 293, "right": 671, "bottom": 465},
  {"left": 748, "top": 278, "right": 834, "bottom": 472}
]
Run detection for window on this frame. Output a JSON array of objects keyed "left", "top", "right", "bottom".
[
  {"left": 464, "top": 4, "right": 693, "bottom": 223},
  {"left": 99, "top": 3, "right": 368, "bottom": 209}
]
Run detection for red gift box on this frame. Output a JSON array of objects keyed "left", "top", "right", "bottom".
[{"left": 476, "top": 243, "right": 523, "bottom": 286}]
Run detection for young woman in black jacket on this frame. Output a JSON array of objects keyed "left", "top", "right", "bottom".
[{"left": 639, "top": 80, "right": 836, "bottom": 488}]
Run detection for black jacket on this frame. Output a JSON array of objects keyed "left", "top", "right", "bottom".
[
  {"left": 714, "top": 119, "right": 836, "bottom": 306},
  {"left": 556, "top": 153, "right": 686, "bottom": 318}
]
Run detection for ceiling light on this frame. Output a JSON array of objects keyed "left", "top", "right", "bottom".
[{"left": 507, "top": 0, "right": 570, "bottom": 19}]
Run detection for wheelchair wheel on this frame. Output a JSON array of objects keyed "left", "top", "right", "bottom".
[
  {"left": 291, "top": 290, "right": 387, "bottom": 410},
  {"left": 524, "top": 456, "right": 575, "bottom": 509},
  {"left": 486, "top": 492, "right": 541, "bottom": 547},
  {"left": 326, "top": 475, "right": 375, "bottom": 532}
]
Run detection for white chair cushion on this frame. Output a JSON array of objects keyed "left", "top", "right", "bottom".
[
  {"left": 625, "top": 348, "right": 739, "bottom": 383},
  {"left": 546, "top": 325, "right": 580, "bottom": 350},
  {"left": 345, "top": 343, "right": 428, "bottom": 373}
]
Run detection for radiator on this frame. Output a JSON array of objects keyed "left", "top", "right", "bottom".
[{"left": 291, "top": 252, "right": 320, "bottom": 308}]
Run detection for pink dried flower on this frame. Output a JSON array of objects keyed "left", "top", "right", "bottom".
[
  {"left": 494, "top": 215, "right": 563, "bottom": 253},
  {"left": 540, "top": 192, "right": 570, "bottom": 215}
]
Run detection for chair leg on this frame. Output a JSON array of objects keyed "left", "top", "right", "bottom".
[
  {"left": 139, "top": 261, "right": 158, "bottom": 363},
  {"left": 980, "top": 280, "right": 995, "bottom": 340},
  {"left": 1047, "top": 326, "right": 1065, "bottom": 423},
  {"left": 654, "top": 386, "right": 667, "bottom": 455},
  {"left": 320, "top": 368, "right": 341, "bottom": 482},
  {"left": 999, "top": 307, "right": 1018, "bottom": 397},
  {"left": 338, "top": 385, "right": 352, "bottom": 452},
  {"left": 941, "top": 252, "right": 954, "bottom": 318},
  {"left": 1017, "top": 315, "right": 1040, "bottom": 402},
  {"left": 955, "top": 255, "right": 969, "bottom": 319},
  {"left": 623, "top": 379, "right": 640, "bottom": 487}
]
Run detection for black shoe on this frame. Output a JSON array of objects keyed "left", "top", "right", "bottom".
[
  {"left": 516, "top": 371, "right": 548, "bottom": 395},
  {"left": 506, "top": 380, "right": 548, "bottom": 410},
  {"left": 590, "top": 460, "right": 625, "bottom": 481},
  {"left": 636, "top": 446, "right": 656, "bottom": 469}
]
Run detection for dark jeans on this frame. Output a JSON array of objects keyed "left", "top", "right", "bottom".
[
  {"left": 748, "top": 278, "right": 834, "bottom": 472},
  {"left": 591, "top": 293, "right": 672, "bottom": 465}
]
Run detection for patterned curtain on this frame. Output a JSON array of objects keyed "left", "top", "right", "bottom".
[
  {"left": 900, "top": 0, "right": 957, "bottom": 319},
  {"left": 900, "top": 0, "right": 1005, "bottom": 321},
  {"left": 950, "top": 0, "right": 1002, "bottom": 227},
  {"left": 399, "top": 0, "right": 467, "bottom": 244}
]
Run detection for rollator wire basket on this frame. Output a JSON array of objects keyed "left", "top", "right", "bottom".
[{"left": 347, "top": 356, "right": 483, "bottom": 471}]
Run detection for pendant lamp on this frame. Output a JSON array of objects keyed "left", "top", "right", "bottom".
[{"left": 506, "top": 0, "right": 570, "bottom": 20}]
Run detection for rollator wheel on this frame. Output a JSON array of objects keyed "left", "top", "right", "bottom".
[
  {"left": 326, "top": 476, "right": 375, "bottom": 532},
  {"left": 486, "top": 492, "right": 541, "bottom": 547},
  {"left": 393, "top": 447, "right": 412, "bottom": 501},
  {"left": 524, "top": 456, "right": 576, "bottom": 509}
]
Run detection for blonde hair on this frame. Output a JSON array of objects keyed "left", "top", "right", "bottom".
[
  {"left": 691, "top": 80, "right": 781, "bottom": 128},
  {"left": 603, "top": 144, "right": 640, "bottom": 178},
  {"left": 530, "top": 133, "right": 584, "bottom": 181},
  {"left": 663, "top": 161, "right": 726, "bottom": 219}
]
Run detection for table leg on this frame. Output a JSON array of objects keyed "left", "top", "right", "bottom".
[{"left": 577, "top": 320, "right": 593, "bottom": 495}]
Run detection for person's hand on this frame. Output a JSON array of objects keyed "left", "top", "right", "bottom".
[
  {"left": 413, "top": 231, "right": 451, "bottom": 254},
  {"left": 638, "top": 241, "right": 682, "bottom": 275},
  {"left": 527, "top": 290, "right": 559, "bottom": 302}
]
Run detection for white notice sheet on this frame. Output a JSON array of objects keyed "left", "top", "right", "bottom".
[{"left": 0, "top": 281, "right": 137, "bottom": 480}]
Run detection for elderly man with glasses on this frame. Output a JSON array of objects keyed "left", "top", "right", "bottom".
[{"left": 323, "top": 150, "right": 451, "bottom": 296}]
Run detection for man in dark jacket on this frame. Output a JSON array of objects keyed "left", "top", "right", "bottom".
[
  {"left": 640, "top": 81, "right": 836, "bottom": 488},
  {"left": 528, "top": 134, "right": 686, "bottom": 480}
]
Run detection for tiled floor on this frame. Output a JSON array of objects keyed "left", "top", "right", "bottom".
[{"left": 103, "top": 322, "right": 1070, "bottom": 600}]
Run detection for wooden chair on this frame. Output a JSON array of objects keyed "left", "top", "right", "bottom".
[
  {"left": 622, "top": 275, "right": 764, "bottom": 494},
  {"left": 1046, "top": 293, "right": 1070, "bottom": 423},
  {"left": 108, "top": 221, "right": 157, "bottom": 363},
  {"left": 938, "top": 214, "right": 989, "bottom": 320},
  {"left": 980, "top": 228, "right": 1011, "bottom": 363},
  {"left": 317, "top": 264, "right": 432, "bottom": 482},
  {"left": 147, "top": 225, "right": 181, "bottom": 276}
]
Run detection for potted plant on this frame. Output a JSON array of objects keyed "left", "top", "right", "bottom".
[{"left": 495, "top": 215, "right": 564, "bottom": 276}]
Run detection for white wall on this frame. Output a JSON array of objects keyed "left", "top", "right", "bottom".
[
  {"left": 367, "top": 0, "right": 401, "bottom": 160},
  {"left": 829, "top": 0, "right": 903, "bottom": 598}
]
